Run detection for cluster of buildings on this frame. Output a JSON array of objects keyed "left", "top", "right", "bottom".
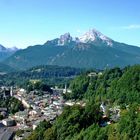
[
  {"left": 0, "top": 85, "right": 69, "bottom": 140},
  {"left": 0, "top": 87, "right": 15, "bottom": 140},
  {"left": 100, "top": 102, "right": 121, "bottom": 126},
  {"left": 14, "top": 87, "right": 64, "bottom": 125}
]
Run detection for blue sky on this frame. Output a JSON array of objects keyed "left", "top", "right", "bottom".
[{"left": 0, "top": 0, "right": 140, "bottom": 48}]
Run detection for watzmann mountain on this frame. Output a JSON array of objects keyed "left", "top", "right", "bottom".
[{"left": 4, "top": 29, "right": 140, "bottom": 70}]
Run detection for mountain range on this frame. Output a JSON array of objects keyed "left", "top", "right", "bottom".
[
  {"left": 3, "top": 29, "right": 140, "bottom": 70},
  {"left": 0, "top": 44, "right": 18, "bottom": 61}
]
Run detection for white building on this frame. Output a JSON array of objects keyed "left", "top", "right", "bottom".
[{"left": 2, "top": 119, "right": 16, "bottom": 126}]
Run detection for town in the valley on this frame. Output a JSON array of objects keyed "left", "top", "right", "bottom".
[
  {"left": 0, "top": 72, "right": 121, "bottom": 140},
  {"left": 0, "top": 82, "right": 86, "bottom": 140}
]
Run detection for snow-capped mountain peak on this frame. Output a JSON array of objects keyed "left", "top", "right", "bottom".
[
  {"left": 0, "top": 44, "right": 19, "bottom": 52},
  {"left": 7, "top": 46, "right": 19, "bottom": 52},
  {"left": 79, "top": 29, "right": 113, "bottom": 46},
  {"left": 58, "top": 33, "right": 73, "bottom": 46}
]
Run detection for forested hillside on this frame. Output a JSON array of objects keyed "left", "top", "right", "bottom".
[
  {"left": 27, "top": 65, "right": 140, "bottom": 140},
  {"left": 0, "top": 65, "right": 83, "bottom": 86},
  {"left": 0, "top": 63, "right": 16, "bottom": 73}
]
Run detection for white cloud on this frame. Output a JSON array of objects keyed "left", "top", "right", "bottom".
[{"left": 122, "top": 24, "right": 140, "bottom": 29}]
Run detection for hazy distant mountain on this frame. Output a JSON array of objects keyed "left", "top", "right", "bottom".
[
  {"left": 0, "top": 44, "right": 18, "bottom": 61},
  {"left": 4, "top": 29, "right": 140, "bottom": 70}
]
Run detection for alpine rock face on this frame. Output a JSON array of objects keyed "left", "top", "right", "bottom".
[
  {"left": 4, "top": 29, "right": 140, "bottom": 70},
  {"left": 58, "top": 33, "right": 73, "bottom": 46},
  {"left": 79, "top": 29, "right": 113, "bottom": 46}
]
